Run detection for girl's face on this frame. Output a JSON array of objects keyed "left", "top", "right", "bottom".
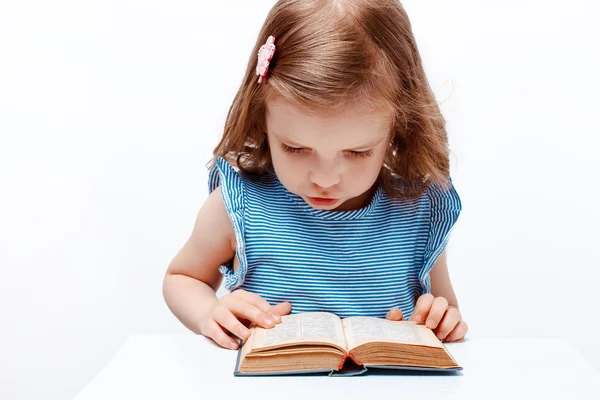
[{"left": 265, "top": 97, "right": 392, "bottom": 211}]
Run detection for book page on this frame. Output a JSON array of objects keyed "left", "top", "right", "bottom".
[
  {"left": 250, "top": 312, "right": 347, "bottom": 352},
  {"left": 342, "top": 317, "right": 443, "bottom": 350}
]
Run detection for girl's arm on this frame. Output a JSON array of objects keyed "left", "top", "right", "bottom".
[
  {"left": 387, "top": 249, "right": 467, "bottom": 342},
  {"left": 429, "top": 249, "right": 459, "bottom": 309},
  {"left": 163, "top": 187, "right": 237, "bottom": 333},
  {"left": 412, "top": 248, "right": 467, "bottom": 341},
  {"left": 162, "top": 187, "right": 287, "bottom": 349}
]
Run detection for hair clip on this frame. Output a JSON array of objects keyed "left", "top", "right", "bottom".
[{"left": 256, "top": 36, "right": 276, "bottom": 84}]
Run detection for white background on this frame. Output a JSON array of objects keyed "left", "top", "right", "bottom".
[{"left": 1, "top": 0, "right": 599, "bottom": 399}]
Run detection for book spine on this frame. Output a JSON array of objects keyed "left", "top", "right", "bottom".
[
  {"left": 337, "top": 355, "right": 348, "bottom": 370},
  {"left": 348, "top": 352, "right": 362, "bottom": 366},
  {"left": 336, "top": 353, "right": 363, "bottom": 370}
]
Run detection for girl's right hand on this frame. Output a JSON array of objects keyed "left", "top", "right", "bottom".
[{"left": 199, "top": 289, "right": 292, "bottom": 350}]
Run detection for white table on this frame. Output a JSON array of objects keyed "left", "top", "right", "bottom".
[{"left": 75, "top": 334, "right": 600, "bottom": 400}]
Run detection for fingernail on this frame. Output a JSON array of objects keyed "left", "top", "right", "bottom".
[
  {"left": 271, "top": 312, "right": 281, "bottom": 322},
  {"left": 241, "top": 328, "right": 250, "bottom": 338},
  {"left": 229, "top": 341, "right": 238, "bottom": 350},
  {"left": 413, "top": 314, "right": 422, "bottom": 322},
  {"left": 426, "top": 319, "right": 435, "bottom": 328},
  {"left": 264, "top": 317, "right": 275, "bottom": 327}
]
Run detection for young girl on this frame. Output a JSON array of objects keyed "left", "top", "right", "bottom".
[{"left": 163, "top": 0, "right": 468, "bottom": 351}]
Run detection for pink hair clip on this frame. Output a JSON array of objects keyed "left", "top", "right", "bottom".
[{"left": 256, "top": 35, "right": 276, "bottom": 84}]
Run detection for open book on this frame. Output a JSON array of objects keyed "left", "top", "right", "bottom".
[{"left": 234, "top": 312, "right": 462, "bottom": 376}]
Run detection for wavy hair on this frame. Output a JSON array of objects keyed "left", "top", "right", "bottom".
[{"left": 212, "top": 0, "right": 451, "bottom": 199}]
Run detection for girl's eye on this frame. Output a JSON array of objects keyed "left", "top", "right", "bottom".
[
  {"left": 281, "top": 143, "right": 373, "bottom": 158},
  {"left": 348, "top": 149, "right": 374, "bottom": 158},
  {"left": 282, "top": 144, "right": 307, "bottom": 154}
]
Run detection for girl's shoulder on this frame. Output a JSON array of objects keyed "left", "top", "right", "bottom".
[
  {"left": 423, "top": 179, "right": 462, "bottom": 214},
  {"left": 383, "top": 179, "right": 462, "bottom": 216},
  {"left": 208, "top": 157, "right": 283, "bottom": 201}
]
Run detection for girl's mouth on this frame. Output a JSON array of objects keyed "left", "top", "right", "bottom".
[{"left": 306, "top": 197, "right": 339, "bottom": 207}]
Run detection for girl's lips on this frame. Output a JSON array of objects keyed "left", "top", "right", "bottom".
[{"left": 307, "top": 197, "right": 339, "bottom": 207}]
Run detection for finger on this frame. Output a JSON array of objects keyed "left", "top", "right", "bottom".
[
  {"left": 233, "top": 291, "right": 286, "bottom": 324},
  {"left": 231, "top": 289, "right": 272, "bottom": 313},
  {"left": 425, "top": 297, "right": 449, "bottom": 329},
  {"left": 202, "top": 319, "right": 240, "bottom": 350},
  {"left": 386, "top": 307, "right": 405, "bottom": 321},
  {"left": 445, "top": 320, "right": 469, "bottom": 342},
  {"left": 433, "top": 306, "right": 461, "bottom": 340},
  {"left": 409, "top": 293, "right": 434, "bottom": 322},
  {"left": 213, "top": 306, "right": 252, "bottom": 343},
  {"left": 221, "top": 294, "right": 276, "bottom": 328},
  {"left": 249, "top": 301, "right": 292, "bottom": 328},
  {"left": 271, "top": 301, "right": 293, "bottom": 321}
]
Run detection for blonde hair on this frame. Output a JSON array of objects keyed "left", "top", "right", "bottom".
[{"left": 212, "top": 0, "right": 451, "bottom": 199}]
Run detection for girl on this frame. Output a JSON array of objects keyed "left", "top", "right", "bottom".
[{"left": 163, "top": 0, "right": 468, "bottom": 351}]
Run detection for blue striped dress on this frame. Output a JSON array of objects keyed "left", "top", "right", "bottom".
[{"left": 208, "top": 157, "right": 461, "bottom": 319}]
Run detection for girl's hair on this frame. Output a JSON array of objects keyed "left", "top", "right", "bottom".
[{"left": 212, "top": 0, "right": 451, "bottom": 199}]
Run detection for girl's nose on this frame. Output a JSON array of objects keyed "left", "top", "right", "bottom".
[
  {"left": 310, "top": 173, "right": 340, "bottom": 189},
  {"left": 309, "top": 165, "right": 341, "bottom": 189}
]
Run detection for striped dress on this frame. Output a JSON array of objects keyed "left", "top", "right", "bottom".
[{"left": 208, "top": 157, "right": 461, "bottom": 319}]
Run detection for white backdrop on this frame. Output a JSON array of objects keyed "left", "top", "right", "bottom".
[{"left": 1, "top": 1, "right": 599, "bottom": 399}]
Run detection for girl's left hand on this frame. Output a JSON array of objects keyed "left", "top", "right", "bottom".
[{"left": 385, "top": 294, "right": 468, "bottom": 342}]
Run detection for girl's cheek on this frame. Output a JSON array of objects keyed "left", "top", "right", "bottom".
[{"left": 351, "top": 159, "right": 378, "bottom": 178}]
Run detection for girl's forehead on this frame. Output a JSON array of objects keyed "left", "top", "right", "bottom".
[
  {"left": 265, "top": 97, "right": 392, "bottom": 146},
  {"left": 266, "top": 96, "right": 392, "bottom": 129}
]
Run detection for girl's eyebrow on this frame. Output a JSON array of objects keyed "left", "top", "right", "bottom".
[
  {"left": 345, "top": 135, "right": 387, "bottom": 151},
  {"left": 272, "top": 131, "right": 387, "bottom": 150},
  {"left": 272, "top": 132, "right": 304, "bottom": 147}
]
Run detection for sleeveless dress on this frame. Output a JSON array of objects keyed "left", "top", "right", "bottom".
[{"left": 208, "top": 157, "right": 461, "bottom": 319}]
